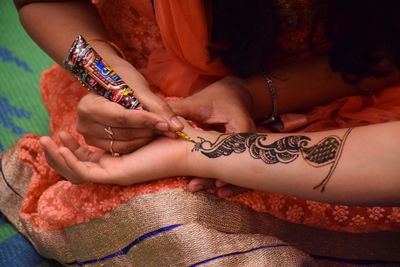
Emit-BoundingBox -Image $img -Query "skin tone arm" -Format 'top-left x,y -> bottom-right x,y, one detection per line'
169,55 -> 400,196
16,1 -> 183,153
170,54 -> 400,126
40,119 -> 400,206
245,54 -> 400,118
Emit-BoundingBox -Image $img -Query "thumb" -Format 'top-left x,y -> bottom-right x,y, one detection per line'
139,92 -> 184,132
168,98 -> 211,123
168,98 -> 192,118
225,111 -> 256,133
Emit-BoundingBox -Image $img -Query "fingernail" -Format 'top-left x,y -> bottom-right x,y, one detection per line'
155,122 -> 169,131
171,116 -> 183,129
163,131 -> 177,138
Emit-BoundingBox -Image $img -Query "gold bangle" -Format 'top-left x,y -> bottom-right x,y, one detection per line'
87,38 -> 127,60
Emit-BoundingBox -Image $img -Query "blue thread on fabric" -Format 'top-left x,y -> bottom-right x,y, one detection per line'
0,156 -> 22,198
65,224 -> 182,266
311,254 -> 400,265
0,96 -> 31,135
190,244 -> 289,267
0,46 -> 33,73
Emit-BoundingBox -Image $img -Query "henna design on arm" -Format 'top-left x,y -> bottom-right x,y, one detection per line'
192,129 -> 353,192
309,129 -> 353,192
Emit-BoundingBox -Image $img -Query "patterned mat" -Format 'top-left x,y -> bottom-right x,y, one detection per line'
0,1 -> 61,266
0,1 -> 51,149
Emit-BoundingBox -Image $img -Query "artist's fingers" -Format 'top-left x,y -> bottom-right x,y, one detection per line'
187,177 -> 216,192
77,119 -> 154,141
139,90 -> 184,132
78,92 -> 167,130
169,96 -> 255,133
83,136 -> 154,154
168,98 -> 210,123
59,147 -> 112,184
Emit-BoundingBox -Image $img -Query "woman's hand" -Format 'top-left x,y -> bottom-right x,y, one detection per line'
169,76 -> 255,197
40,119 -> 229,188
40,122 -> 250,198
40,128 -> 191,185
76,55 -> 186,155
168,76 -> 256,133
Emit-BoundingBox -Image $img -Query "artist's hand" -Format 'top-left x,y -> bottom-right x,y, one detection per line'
76,91 -> 183,154
169,76 -> 255,197
169,76 -> 255,133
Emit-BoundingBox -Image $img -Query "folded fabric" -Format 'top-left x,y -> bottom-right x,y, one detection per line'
1,146 -> 400,266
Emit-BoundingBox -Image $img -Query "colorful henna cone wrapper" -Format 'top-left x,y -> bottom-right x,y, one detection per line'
63,35 -> 193,142
63,35 -> 142,110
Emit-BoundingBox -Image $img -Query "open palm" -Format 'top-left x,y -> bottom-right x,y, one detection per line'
40,131 -> 189,185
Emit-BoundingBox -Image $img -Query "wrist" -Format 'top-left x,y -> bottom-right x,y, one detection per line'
85,40 -> 140,83
88,41 -> 121,62
184,131 -> 224,179
101,54 -> 150,90
87,40 -> 147,86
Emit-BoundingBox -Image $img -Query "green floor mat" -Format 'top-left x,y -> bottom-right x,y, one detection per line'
0,1 -> 60,266
0,0 -> 52,150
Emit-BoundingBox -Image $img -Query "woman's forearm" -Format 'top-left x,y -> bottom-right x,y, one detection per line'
17,1 -> 150,90
43,120 -> 400,207
18,1 -> 112,64
187,121 -> 400,206
245,55 -> 400,118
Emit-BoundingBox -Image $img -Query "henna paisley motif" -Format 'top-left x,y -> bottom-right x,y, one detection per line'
192,129 -> 353,192
246,135 -> 311,164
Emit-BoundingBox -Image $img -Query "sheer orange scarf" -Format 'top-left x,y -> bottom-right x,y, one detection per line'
144,0 -> 229,97
146,0 -> 400,133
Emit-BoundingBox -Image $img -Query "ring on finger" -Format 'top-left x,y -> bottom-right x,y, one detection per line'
104,125 -> 114,140
109,139 -> 120,157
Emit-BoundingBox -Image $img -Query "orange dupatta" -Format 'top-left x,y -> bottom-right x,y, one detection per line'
146,0 -> 400,133
144,0 -> 229,97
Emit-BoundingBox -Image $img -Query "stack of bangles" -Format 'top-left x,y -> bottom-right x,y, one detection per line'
63,35 -> 193,157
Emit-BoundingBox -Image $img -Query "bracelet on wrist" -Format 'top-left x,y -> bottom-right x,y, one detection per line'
256,75 -> 279,125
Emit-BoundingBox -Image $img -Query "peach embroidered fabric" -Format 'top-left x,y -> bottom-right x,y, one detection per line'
18,0 -> 400,232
